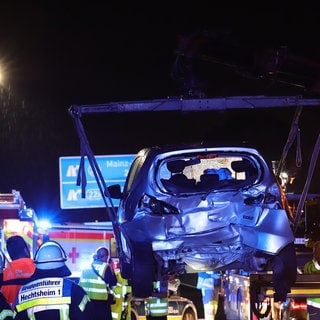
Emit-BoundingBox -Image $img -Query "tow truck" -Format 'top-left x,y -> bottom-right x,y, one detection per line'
67,95 -> 320,320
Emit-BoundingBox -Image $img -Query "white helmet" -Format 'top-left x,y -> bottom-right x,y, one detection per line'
34,241 -> 67,270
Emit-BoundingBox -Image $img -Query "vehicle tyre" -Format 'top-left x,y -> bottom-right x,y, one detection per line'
131,241 -> 155,298
182,308 -> 196,320
271,242 -> 297,302
118,232 -> 133,280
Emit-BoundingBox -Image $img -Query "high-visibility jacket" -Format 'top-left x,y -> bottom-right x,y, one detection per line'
12,277 -> 92,319
145,297 -> 168,317
304,259 -> 320,308
111,271 -> 132,320
145,281 -> 168,317
79,261 -> 114,301
2,258 -> 36,305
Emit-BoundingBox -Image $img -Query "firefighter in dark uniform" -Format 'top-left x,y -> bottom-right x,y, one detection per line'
12,240 -> 93,319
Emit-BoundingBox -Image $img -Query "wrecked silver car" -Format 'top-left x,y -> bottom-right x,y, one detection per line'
109,144 -> 297,300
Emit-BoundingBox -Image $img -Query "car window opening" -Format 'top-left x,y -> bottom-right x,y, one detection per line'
160,155 -> 258,194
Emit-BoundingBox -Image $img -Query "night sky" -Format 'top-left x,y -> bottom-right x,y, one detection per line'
1,3 -> 320,223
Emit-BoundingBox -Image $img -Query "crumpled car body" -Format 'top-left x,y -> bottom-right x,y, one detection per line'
110,144 -> 297,300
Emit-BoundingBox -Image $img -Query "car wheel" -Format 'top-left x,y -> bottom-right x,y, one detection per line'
271,242 -> 297,302
182,308 -> 196,320
131,241 -> 155,298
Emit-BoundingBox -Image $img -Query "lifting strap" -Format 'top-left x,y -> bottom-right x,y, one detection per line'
276,106 -> 303,176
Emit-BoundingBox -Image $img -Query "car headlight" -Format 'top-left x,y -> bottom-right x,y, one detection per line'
140,194 -> 180,215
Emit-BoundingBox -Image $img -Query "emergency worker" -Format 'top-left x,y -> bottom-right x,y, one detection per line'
197,271 -> 221,320
79,247 -> 117,320
304,241 -> 320,320
2,235 -> 36,306
0,251 -> 14,319
145,281 -> 168,320
12,240 -> 93,319
111,265 -> 132,320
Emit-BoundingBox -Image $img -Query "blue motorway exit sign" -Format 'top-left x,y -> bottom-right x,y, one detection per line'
59,155 -> 135,209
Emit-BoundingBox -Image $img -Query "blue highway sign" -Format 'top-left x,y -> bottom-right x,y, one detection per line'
59,155 -> 135,209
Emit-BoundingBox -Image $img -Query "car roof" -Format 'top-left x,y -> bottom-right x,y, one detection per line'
139,143 -> 262,158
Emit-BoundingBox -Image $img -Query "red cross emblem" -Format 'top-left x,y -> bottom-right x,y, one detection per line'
68,247 -> 80,263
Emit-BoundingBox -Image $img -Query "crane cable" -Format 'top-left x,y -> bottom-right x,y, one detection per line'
276,106 -> 303,177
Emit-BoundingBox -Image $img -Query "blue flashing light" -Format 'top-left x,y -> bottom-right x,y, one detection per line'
37,220 -> 52,234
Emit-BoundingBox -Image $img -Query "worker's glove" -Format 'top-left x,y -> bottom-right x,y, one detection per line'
168,279 -> 180,292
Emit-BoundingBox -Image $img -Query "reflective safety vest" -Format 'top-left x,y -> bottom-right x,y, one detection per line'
111,271 -> 132,320
145,297 -> 168,317
13,277 -> 72,317
304,260 -> 320,309
79,261 -> 110,300
144,280 -> 168,317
